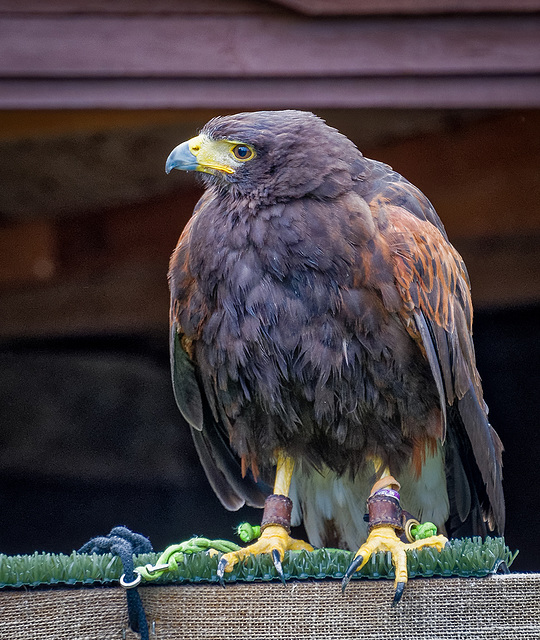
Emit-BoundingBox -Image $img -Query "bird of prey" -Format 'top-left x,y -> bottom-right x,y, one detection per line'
166,110 -> 504,603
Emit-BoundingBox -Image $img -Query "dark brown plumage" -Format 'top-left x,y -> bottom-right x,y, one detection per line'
167,110 -> 504,550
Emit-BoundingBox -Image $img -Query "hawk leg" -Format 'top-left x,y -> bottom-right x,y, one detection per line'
342,468 -> 447,605
217,452 -> 313,585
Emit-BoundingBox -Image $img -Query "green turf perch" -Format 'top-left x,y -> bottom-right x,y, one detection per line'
0,537 -> 516,589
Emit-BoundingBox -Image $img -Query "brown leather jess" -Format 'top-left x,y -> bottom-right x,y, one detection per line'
261,494 -> 294,533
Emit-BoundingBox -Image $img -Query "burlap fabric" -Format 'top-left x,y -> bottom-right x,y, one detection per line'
1,574 -> 538,640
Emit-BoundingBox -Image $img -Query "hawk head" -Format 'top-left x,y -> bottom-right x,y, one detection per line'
166,110 -> 362,204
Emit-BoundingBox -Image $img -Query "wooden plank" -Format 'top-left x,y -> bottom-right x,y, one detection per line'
0,15 -> 538,77
2,76 -> 540,109
274,0 -> 540,15
0,0 -> 281,13
1,0 -> 539,15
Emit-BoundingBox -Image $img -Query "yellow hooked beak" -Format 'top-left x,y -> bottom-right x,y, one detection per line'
166,134 -> 255,177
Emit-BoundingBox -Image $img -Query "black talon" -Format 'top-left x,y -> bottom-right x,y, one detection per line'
494,560 -> 510,575
341,555 -> 363,593
272,549 -> 286,585
392,581 -> 405,606
217,557 -> 228,587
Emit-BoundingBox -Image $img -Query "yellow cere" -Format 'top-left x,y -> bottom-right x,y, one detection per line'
187,134 -> 255,175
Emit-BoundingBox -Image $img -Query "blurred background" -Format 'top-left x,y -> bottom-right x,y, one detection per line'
0,1 -> 538,572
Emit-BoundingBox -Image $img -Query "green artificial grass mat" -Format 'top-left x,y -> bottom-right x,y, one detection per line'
0,536 -> 516,589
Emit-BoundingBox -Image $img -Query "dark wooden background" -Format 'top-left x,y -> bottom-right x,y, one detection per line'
0,0 -> 539,572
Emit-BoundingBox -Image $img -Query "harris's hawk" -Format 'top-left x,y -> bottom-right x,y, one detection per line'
166,110 -> 504,602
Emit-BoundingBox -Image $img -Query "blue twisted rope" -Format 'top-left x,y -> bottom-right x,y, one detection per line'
79,526 -> 153,640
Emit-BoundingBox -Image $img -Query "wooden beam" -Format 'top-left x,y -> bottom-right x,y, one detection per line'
1,0 -> 539,15
273,0 -> 540,15
2,77 -> 540,110
0,13 -> 539,109
2,15 -> 537,77
0,0 -> 280,14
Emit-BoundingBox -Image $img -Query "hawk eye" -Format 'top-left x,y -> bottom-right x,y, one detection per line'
231,144 -> 254,161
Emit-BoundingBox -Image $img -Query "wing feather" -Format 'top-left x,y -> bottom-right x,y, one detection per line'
413,310 -> 447,438
169,209 -> 269,511
370,171 -> 504,534
170,326 -> 203,431
170,320 -> 268,509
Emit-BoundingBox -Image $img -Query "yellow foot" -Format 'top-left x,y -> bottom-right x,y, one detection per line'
217,525 -> 313,585
341,525 -> 448,605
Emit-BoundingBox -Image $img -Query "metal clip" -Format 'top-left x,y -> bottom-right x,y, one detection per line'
119,572 -> 142,589
144,562 -> 170,575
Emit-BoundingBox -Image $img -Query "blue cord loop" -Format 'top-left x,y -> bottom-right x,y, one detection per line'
79,526 -> 153,640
